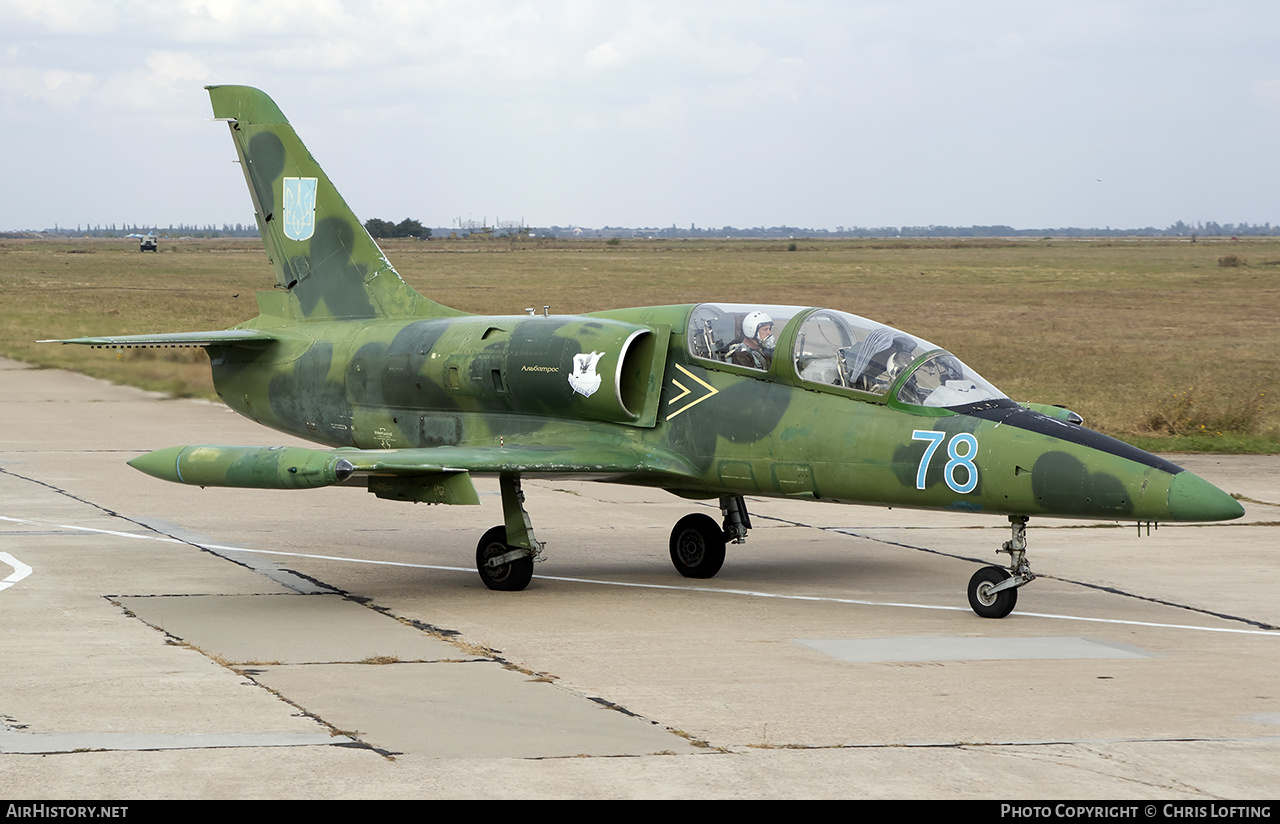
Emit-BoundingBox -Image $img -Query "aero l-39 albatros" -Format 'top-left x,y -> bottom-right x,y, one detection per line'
51,86 -> 1243,618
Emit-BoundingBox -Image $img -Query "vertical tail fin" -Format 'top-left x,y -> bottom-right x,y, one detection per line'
206,85 -> 460,321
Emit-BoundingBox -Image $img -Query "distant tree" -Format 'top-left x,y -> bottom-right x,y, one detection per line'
364,218 -> 396,237
394,218 -> 430,239
364,217 -> 430,239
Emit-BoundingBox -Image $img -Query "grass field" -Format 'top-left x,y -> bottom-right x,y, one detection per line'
2,234 -> 1277,453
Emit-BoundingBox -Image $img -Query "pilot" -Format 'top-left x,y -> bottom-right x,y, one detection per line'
730,311 -> 774,369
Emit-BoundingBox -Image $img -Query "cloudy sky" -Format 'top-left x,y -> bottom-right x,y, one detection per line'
3,0 -> 1278,232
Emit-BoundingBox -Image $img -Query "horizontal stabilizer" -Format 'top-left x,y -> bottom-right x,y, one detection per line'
43,329 -> 283,349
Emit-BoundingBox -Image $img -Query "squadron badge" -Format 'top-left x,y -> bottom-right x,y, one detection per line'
568,351 -> 604,397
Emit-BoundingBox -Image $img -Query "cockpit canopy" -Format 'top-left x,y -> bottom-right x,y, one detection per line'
688,304 -> 1007,409
687,303 -> 801,371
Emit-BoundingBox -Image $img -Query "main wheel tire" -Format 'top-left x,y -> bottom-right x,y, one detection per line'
968,565 -> 1017,619
669,513 -> 727,579
476,525 -> 533,591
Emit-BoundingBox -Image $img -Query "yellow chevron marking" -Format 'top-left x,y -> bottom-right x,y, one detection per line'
666,364 -> 719,420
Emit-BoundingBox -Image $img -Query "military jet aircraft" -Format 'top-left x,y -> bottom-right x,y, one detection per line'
51,86 -> 1244,618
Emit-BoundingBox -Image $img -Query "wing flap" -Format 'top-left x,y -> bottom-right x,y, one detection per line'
339,443 -> 701,481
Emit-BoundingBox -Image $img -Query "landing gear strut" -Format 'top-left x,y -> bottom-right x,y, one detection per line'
669,495 -> 750,579
967,515 -> 1036,618
476,474 -> 542,591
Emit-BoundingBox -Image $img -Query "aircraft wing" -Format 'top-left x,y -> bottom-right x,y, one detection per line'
42,330 -> 282,349
127,442 -> 704,504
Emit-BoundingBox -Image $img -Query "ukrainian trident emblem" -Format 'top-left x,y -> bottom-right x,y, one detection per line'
282,177 -> 317,241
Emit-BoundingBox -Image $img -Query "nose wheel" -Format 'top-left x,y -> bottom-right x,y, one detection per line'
968,566 -> 1018,618
968,516 -> 1035,618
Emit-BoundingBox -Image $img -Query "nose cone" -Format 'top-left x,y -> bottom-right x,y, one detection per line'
1167,470 -> 1244,522
128,445 -> 185,482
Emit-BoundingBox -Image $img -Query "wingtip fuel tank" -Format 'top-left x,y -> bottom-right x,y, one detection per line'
128,445 -> 354,490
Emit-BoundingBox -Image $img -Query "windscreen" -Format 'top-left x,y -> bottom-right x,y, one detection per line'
792,309 -> 1007,407
896,351 -> 1007,408
793,309 -> 931,395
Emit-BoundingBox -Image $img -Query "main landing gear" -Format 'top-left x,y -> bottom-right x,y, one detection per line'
476,474 -> 542,591
669,495 -> 750,579
475,482 -> 752,589
967,515 -> 1036,619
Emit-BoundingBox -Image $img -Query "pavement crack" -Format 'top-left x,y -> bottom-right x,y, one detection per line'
0,465 -> 153,531
1063,743 -> 1228,798
0,464 -> 220,554
1026,575 -> 1279,631
1232,494 -> 1280,509
0,465 -> 343,595
741,734 -> 1280,751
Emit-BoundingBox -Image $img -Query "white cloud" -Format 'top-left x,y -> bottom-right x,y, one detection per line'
4,1 -> 1280,230
146,50 -> 210,82
618,92 -> 685,129
5,69 -> 99,107
585,41 -> 623,69
0,0 -> 119,34
164,0 -> 353,40
572,112 -> 601,131
1253,78 -> 1280,109
44,69 -> 98,103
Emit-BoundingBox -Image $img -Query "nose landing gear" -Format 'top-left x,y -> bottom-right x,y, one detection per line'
968,515 -> 1035,618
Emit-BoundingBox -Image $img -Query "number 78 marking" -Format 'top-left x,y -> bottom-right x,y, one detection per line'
912,430 -> 979,494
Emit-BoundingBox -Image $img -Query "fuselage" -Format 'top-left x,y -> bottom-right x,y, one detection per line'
207,300 -> 1243,525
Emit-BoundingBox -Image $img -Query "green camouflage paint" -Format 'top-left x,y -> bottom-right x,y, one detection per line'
53,86 -> 1243,612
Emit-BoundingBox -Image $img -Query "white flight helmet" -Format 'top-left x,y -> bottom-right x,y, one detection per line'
742,311 -> 773,341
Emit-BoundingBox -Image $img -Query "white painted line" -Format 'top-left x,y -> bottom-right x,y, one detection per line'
6,513 -> 1280,638
524,573 -> 1280,636
57,524 -> 186,542
796,636 -> 1155,662
0,552 -> 32,592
